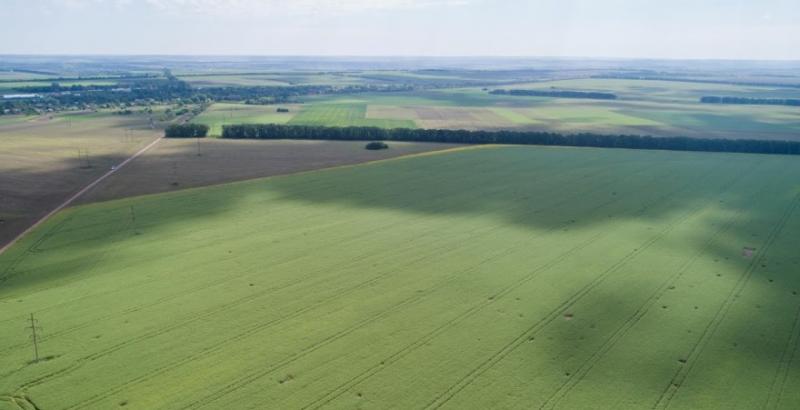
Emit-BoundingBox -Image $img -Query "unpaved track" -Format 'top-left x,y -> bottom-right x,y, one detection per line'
0,135 -> 163,256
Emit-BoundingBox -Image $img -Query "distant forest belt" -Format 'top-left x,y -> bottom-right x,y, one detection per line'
700,96 -> 800,107
490,89 -> 618,100
220,124 -> 800,156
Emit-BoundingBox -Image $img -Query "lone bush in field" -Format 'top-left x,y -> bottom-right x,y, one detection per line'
164,124 -> 209,138
365,141 -> 389,150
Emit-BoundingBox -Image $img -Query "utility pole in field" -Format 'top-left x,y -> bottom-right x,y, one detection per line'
27,313 -> 42,363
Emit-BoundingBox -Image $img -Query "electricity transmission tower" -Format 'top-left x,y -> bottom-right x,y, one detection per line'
78,148 -> 92,169
26,314 -> 42,363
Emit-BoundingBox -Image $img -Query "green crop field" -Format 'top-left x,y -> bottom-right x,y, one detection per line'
192,103 -> 300,136
2,146 -> 799,409
288,103 -> 417,129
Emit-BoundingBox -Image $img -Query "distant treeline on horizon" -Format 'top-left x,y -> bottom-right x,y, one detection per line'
490,89 -> 618,100
218,124 -> 800,156
700,96 -> 800,107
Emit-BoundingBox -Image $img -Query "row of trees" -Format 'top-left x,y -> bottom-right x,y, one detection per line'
700,96 -> 800,107
164,123 -> 209,138
490,89 -> 618,100
594,75 -> 800,89
221,124 -> 800,156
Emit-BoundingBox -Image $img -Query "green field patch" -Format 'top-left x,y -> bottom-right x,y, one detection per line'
192,103 -> 298,136
488,108 -> 541,125
289,103 -> 415,128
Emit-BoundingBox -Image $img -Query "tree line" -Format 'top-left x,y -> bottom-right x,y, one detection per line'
700,96 -> 800,107
164,123 -> 209,138
594,75 -> 800,89
220,124 -> 800,156
490,89 -> 618,100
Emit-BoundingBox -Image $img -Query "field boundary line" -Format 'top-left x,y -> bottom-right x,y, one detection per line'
58,143 -> 493,212
0,135 -> 163,257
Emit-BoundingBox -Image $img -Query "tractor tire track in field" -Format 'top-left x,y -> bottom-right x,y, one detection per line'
540,176 -> 773,410
208,164 -> 723,410
61,159 -> 659,410
0,216 -> 75,284
0,394 -> 41,410
652,192 -> 800,410
421,164 -> 751,410
765,300 -> 800,409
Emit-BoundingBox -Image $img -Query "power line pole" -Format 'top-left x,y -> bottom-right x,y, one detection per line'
130,205 -> 140,235
27,313 -> 42,363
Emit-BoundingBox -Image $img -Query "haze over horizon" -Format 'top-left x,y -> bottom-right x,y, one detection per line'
3,0 -> 799,60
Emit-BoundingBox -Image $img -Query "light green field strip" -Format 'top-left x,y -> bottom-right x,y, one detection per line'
501,78 -> 800,103
191,103 -> 298,136
289,103 -> 416,129
1,147 -> 799,409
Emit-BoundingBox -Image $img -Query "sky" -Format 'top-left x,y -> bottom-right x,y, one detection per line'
1,0 -> 798,59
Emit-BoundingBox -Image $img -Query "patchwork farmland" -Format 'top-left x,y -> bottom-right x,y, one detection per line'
193,78 -> 800,140
2,146 -> 799,409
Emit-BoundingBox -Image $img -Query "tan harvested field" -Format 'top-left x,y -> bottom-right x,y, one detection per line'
78,138 -> 461,204
0,113 -> 160,248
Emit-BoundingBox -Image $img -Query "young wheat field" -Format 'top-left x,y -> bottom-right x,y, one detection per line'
1,146 -> 799,409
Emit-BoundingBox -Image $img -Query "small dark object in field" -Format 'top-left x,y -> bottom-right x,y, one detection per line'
564,313 -> 574,320
119,400 -> 128,407
678,358 -> 687,364
365,141 -> 389,150
276,108 -> 290,113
